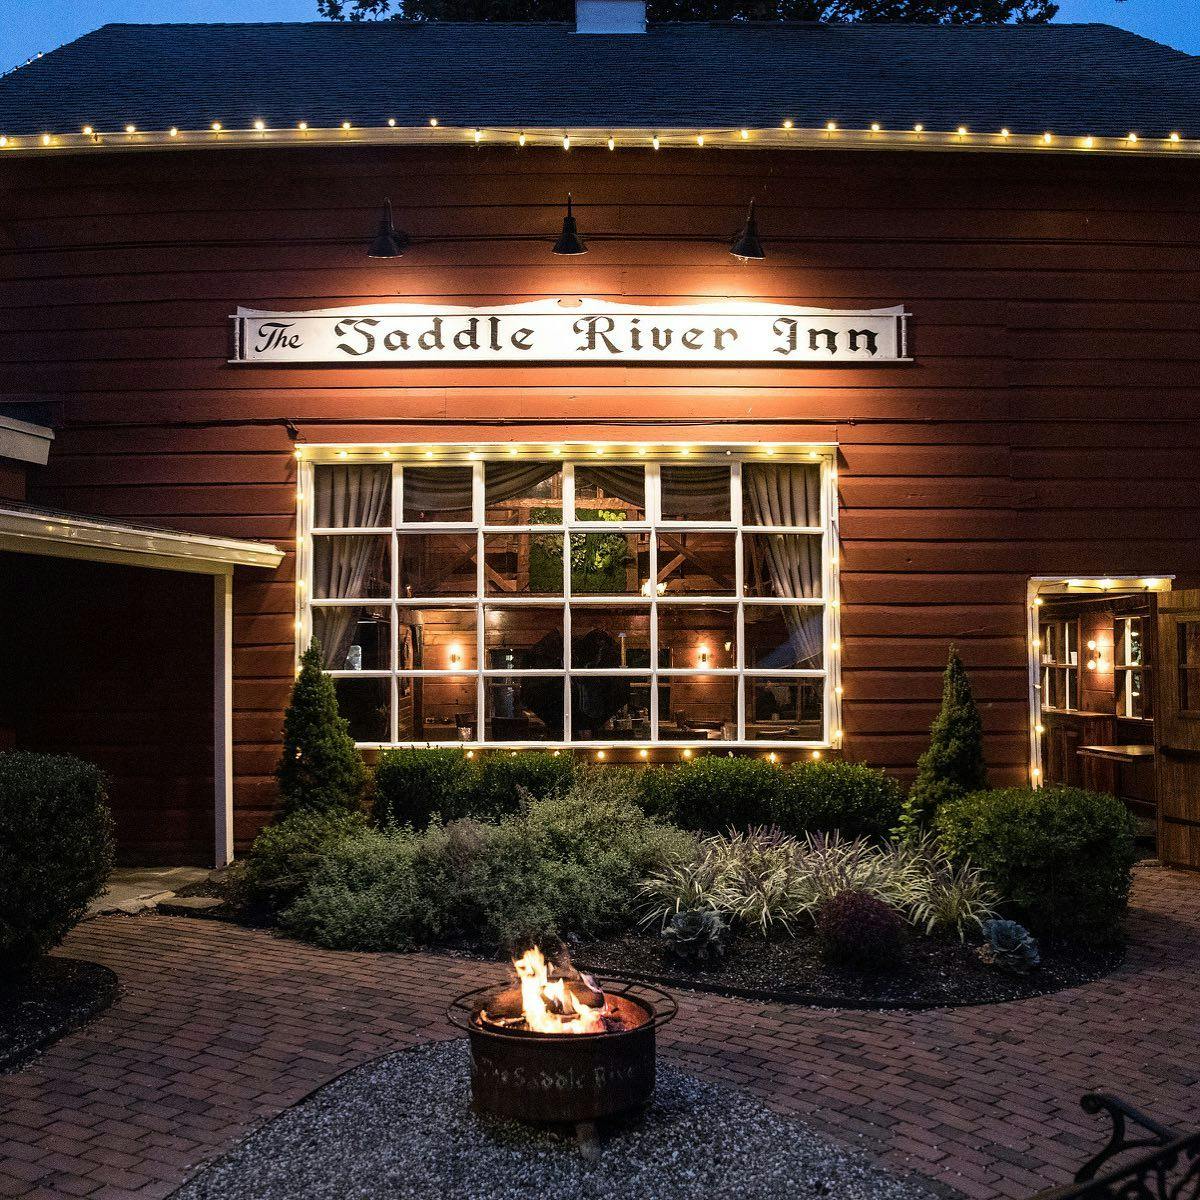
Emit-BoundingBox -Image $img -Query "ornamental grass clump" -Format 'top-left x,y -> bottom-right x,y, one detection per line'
639,827 -> 998,950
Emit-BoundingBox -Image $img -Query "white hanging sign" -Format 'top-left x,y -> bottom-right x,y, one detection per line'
230,299 -> 909,365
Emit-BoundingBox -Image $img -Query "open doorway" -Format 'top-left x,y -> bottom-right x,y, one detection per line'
1027,575 -> 1200,871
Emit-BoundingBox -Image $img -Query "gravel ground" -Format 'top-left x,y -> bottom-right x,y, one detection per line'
173,1039 -> 936,1200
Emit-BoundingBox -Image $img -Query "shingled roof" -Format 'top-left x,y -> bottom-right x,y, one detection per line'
1,19 -> 1198,141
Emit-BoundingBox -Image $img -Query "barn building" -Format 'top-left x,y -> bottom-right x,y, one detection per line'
2,7 -> 1200,868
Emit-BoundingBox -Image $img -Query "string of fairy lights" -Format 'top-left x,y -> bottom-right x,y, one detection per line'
1,119 -> 1195,155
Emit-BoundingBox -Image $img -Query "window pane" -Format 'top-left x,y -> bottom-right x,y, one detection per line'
334,677 -> 390,743
744,533 -> 823,599
486,679 -> 564,741
745,605 -> 823,669
313,605 -> 390,671
570,679 -> 652,741
658,675 -> 738,741
660,465 -> 730,521
484,532 -> 564,596
485,462 -> 563,526
399,675 -> 477,741
314,464 -> 391,528
574,465 -> 645,522
402,466 -> 473,523
655,531 -> 736,596
742,462 -> 821,527
397,532 -> 477,597
485,606 -> 565,669
313,535 -> 391,599
397,607 -> 476,670
570,606 -> 651,667
569,530 -> 646,595
745,677 -> 824,741
658,604 -> 736,670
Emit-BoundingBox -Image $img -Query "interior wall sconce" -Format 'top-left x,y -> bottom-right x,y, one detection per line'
1085,637 -> 1109,672
449,644 -> 464,668
697,644 -> 711,667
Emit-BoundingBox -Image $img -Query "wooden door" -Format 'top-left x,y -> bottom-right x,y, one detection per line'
1154,590 -> 1200,869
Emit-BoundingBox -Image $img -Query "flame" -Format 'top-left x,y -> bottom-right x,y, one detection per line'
511,946 -> 606,1035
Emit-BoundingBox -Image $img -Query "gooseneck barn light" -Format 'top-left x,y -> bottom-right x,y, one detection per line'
730,200 -> 765,261
552,192 -> 588,255
367,198 -> 409,258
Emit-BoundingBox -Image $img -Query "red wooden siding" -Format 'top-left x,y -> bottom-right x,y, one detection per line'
2,143 -> 1199,848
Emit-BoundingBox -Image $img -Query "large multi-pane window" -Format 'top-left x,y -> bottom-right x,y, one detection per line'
298,446 -> 840,748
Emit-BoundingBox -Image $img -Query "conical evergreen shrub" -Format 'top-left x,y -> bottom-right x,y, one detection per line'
896,646 -> 987,840
276,641 -> 366,816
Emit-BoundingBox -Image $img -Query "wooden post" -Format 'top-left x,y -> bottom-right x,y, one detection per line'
213,569 -> 234,867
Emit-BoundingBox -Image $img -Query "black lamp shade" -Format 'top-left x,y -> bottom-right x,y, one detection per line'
368,198 -> 407,258
731,200 -> 765,261
553,193 -> 588,255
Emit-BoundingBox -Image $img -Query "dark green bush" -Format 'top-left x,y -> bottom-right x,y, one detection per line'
372,748 -> 577,828
282,767 -> 692,953
0,752 -> 113,971
373,747 -> 478,828
474,751 -> 577,820
639,756 -> 902,840
276,642 -> 366,816
238,808 -> 369,910
639,757 -> 780,831
935,786 -> 1137,947
775,761 -> 904,840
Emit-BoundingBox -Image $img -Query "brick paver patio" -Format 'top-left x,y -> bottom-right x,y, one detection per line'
1,861 -> 1197,1200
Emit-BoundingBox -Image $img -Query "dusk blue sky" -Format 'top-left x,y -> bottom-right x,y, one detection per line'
2,0 -> 1196,80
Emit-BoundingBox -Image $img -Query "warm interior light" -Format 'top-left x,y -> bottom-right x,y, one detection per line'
697,644 -> 710,666
811,750 -> 822,760
638,748 -> 649,758
595,749 -> 606,760
449,644 -> 463,667
682,748 -> 694,759
767,752 -> 779,763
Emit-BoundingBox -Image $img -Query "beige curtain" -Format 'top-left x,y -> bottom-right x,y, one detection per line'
743,463 -> 823,668
313,464 -> 391,668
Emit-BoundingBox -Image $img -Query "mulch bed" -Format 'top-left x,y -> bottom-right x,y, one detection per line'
0,957 -> 119,1072
571,928 -> 1123,1009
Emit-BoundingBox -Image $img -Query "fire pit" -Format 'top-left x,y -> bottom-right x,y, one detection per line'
449,947 -> 677,1126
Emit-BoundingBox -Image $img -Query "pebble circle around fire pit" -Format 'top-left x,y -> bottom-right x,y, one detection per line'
172,1040 -> 935,1200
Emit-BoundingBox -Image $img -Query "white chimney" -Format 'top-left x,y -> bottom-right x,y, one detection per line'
575,0 -> 647,34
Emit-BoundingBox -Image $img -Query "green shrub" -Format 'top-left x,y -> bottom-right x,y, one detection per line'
238,808 -> 368,910
282,766 -> 691,953
897,647 -> 987,840
0,752 -> 113,972
639,757 -> 780,831
474,751 -> 577,820
281,827 -> 429,950
276,642 -> 366,816
935,786 -> 1137,947
775,761 -> 904,840
374,747 -> 478,828
372,748 -> 576,828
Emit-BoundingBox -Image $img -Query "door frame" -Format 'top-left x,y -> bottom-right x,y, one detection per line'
1026,575 -> 1173,791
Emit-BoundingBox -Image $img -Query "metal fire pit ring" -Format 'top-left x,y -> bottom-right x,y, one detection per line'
448,977 -> 678,1125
